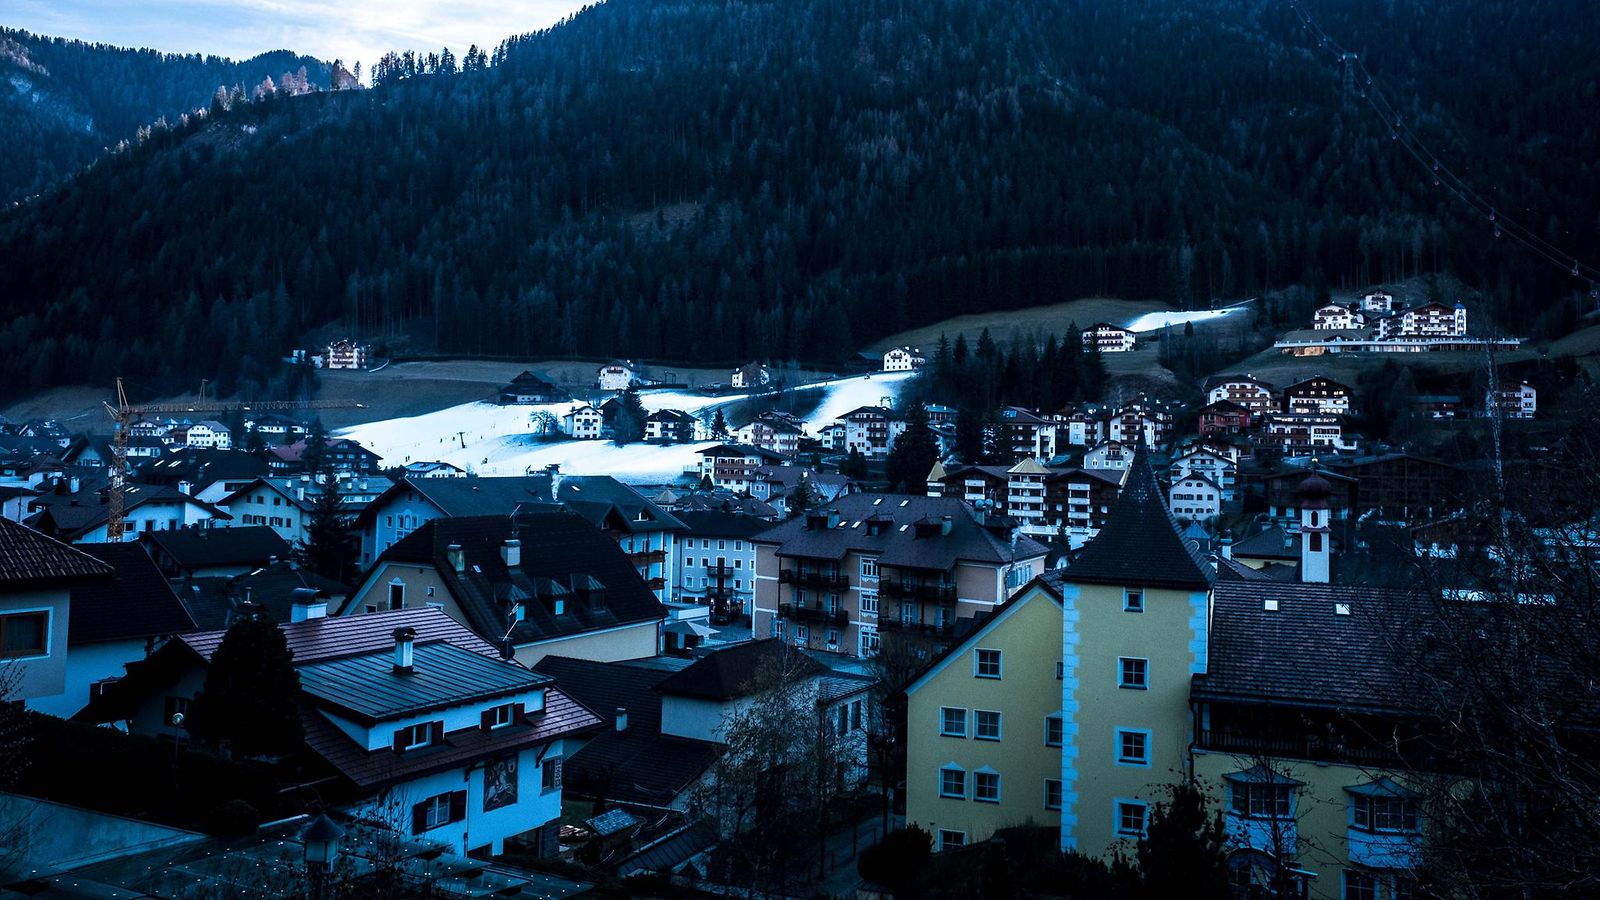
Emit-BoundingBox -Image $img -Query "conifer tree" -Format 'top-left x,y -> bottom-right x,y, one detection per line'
186,614 -> 303,757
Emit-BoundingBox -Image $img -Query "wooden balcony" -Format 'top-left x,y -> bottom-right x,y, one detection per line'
779,569 -> 850,590
778,602 -> 848,625
879,580 -> 957,603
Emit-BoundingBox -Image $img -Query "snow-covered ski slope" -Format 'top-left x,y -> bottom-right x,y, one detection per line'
1123,307 -> 1245,333
337,371 -> 915,483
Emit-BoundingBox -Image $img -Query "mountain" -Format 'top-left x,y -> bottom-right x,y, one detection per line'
0,27 -> 338,203
0,0 -> 1596,401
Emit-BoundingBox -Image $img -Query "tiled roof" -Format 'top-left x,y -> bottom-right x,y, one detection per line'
1197,580 -> 1429,713
301,687 -> 601,792
180,606 -> 499,663
653,639 -> 827,702
372,513 -> 665,648
752,494 -> 1047,570
29,484 -> 230,541
0,517 -> 113,586
299,642 -> 551,723
531,655 -> 722,807
178,563 -> 352,630
144,525 -> 291,570
70,543 -> 196,644
1230,526 -> 1299,561
671,510 -> 773,541
557,476 -> 686,534
1062,444 -> 1212,591
356,475 -> 555,525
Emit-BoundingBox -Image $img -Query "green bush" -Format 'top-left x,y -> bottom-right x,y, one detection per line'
857,825 -> 932,890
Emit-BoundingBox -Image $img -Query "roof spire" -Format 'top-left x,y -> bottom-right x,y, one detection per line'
1064,440 -> 1212,591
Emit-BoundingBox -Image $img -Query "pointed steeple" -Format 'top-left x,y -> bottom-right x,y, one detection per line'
1064,442 -> 1212,591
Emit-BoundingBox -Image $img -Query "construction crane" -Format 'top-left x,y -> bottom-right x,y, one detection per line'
103,378 -> 363,541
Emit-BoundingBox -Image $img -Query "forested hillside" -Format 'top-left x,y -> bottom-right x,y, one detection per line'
0,28 -> 335,203
0,0 -> 1596,400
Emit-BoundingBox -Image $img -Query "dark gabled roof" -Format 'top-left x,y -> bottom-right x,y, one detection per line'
180,563 -> 352,630
69,543 -> 196,644
1230,526 -> 1299,561
653,639 -> 828,702
301,687 -> 600,792
671,510 -> 774,541
298,642 -> 551,723
557,476 -> 686,534
371,513 -> 665,648
532,656 -> 721,807
1200,399 -> 1251,415
1283,375 -> 1352,392
751,494 -> 1048,570
0,517 -> 113,587
1203,374 -> 1273,391
137,448 -> 270,488
1196,580 -> 1430,714
1063,444 -> 1212,591
29,485 -> 230,541
181,606 -> 499,663
356,474 -> 555,525
144,525 -> 291,570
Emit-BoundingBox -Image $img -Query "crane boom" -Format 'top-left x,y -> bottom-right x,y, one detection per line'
103,378 -> 363,542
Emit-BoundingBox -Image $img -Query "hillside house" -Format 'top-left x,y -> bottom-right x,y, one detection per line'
1360,289 -> 1401,315
841,406 -> 906,458
562,404 -> 604,440
354,474 -> 554,567
404,461 -> 466,478
1083,439 -> 1133,471
729,362 -> 771,389
1169,472 -> 1222,521
1205,375 -> 1276,414
1197,400 -> 1253,436
597,360 -> 637,391
1282,376 -> 1353,415
323,339 -> 370,370
646,409 -> 701,443
1312,303 -> 1366,330
1081,322 -> 1136,353
182,421 -> 232,450
693,444 -> 787,493
498,371 -> 567,405
219,474 -> 391,547
1171,446 -> 1238,500
1261,412 -> 1355,453
999,408 -> 1058,462
266,438 -> 381,475
1485,382 -> 1537,419
1376,302 -> 1467,339
882,346 -> 926,372
0,518 -> 115,703
1056,410 -> 1106,448
734,415 -> 805,457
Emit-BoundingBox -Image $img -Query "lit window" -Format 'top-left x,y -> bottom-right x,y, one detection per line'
973,770 -> 1001,804
939,766 -> 966,799
974,710 -> 1002,741
1116,801 -> 1147,837
1045,714 -> 1063,747
1119,657 -> 1149,690
1116,729 -> 1150,766
974,648 -> 1002,679
939,707 -> 967,737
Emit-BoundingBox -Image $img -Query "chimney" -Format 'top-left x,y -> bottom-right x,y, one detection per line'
501,539 -> 521,568
940,514 -> 953,536
826,510 -> 841,529
289,589 -> 326,622
297,487 -> 306,502
69,476 -> 80,494
178,480 -> 193,496
1219,535 -> 1233,560
447,543 -> 465,573
615,707 -> 629,732
393,627 -> 416,674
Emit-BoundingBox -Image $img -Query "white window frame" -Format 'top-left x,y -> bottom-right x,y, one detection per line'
422,793 -> 452,829
859,588 -> 878,616
974,648 -> 1003,679
939,707 -> 967,737
974,709 -> 1002,742
1115,727 -> 1151,767
861,556 -> 879,580
487,704 -> 515,729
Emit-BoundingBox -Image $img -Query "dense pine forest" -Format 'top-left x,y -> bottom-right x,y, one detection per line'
0,28 -> 334,204
0,0 -> 1596,400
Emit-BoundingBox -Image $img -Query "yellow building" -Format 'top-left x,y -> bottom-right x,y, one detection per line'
903,584 -> 1064,850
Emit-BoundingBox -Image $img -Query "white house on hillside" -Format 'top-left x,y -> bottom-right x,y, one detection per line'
882,347 -> 926,372
1081,323 -> 1136,353
597,360 -> 637,391
562,404 -> 604,440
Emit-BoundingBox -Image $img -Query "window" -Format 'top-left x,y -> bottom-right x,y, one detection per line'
1116,729 -> 1150,766
860,589 -> 878,615
1056,660 -> 1064,680
794,624 -> 809,644
0,611 -> 48,658
1116,801 -> 1148,837
1231,783 -> 1292,818
542,756 -> 563,792
974,710 -> 1002,741
940,707 -> 967,737
1343,871 -> 1379,900
974,648 -> 1002,679
1124,589 -> 1144,612
973,770 -> 1001,804
1119,657 -> 1148,690
1352,795 -> 1419,832
851,699 -> 863,731
939,766 -> 966,799
1045,779 -> 1063,811
861,557 -> 879,579
422,793 -> 453,829
772,619 -> 785,639
396,722 -> 434,751
485,703 -> 516,729
937,829 -> 966,852
1045,714 -> 1063,747
387,581 -> 405,610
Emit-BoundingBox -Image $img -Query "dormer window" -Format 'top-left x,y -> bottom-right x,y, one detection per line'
484,703 -> 516,730
395,721 -> 436,751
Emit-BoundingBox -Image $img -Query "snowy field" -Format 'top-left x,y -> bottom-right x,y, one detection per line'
1123,307 -> 1245,333
337,371 -> 915,484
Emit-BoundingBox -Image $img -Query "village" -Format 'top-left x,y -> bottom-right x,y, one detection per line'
0,285 -> 1586,899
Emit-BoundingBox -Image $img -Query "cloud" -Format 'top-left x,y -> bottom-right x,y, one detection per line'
5,0 -> 590,71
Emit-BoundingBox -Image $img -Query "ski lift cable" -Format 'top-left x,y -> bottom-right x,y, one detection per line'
1286,0 -> 1600,284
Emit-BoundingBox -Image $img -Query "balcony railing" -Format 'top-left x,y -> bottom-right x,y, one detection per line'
1197,730 -> 1407,768
705,562 -> 735,578
879,580 -> 957,603
628,549 -> 667,566
778,602 -> 848,625
778,569 -> 850,590
878,619 -> 953,637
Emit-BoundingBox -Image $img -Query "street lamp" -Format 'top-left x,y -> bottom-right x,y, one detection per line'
302,813 -> 346,900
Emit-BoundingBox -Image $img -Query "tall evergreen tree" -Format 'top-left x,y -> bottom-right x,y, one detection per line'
186,614 -> 303,757
301,419 -> 329,474
612,387 -> 648,445
885,403 -> 939,493
296,482 -> 355,584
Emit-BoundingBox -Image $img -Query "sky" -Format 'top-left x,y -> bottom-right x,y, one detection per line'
5,0 -> 592,73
